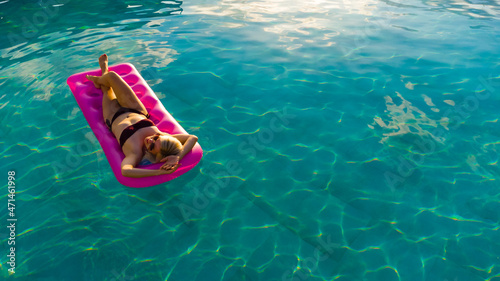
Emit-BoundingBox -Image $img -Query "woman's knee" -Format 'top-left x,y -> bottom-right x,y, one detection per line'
106,71 -> 119,78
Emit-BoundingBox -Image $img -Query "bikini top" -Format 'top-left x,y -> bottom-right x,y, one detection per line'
119,119 -> 155,148
105,107 -> 155,148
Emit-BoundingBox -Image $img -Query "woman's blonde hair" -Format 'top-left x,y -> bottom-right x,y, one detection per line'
157,135 -> 182,160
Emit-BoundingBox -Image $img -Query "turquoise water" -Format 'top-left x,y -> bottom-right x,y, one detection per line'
1,0 -> 499,280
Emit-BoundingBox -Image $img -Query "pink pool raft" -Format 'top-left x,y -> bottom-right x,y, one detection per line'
67,63 -> 203,188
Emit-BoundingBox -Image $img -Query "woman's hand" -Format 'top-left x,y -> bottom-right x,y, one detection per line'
160,155 -> 180,171
157,167 -> 176,175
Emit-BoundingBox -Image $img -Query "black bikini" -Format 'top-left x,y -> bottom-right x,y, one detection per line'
106,107 -> 155,148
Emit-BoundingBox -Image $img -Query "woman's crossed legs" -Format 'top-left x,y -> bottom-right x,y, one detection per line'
87,54 -> 148,122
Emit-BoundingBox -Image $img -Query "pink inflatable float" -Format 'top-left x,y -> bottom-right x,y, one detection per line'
67,63 -> 202,188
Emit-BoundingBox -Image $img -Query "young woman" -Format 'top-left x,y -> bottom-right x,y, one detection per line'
86,54 -> 198,178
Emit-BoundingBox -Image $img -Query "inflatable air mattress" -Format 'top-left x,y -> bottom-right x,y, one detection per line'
67,63 -> 202,188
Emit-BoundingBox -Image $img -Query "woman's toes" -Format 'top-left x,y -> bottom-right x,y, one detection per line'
86,75 -> 100,88
99,54 -> 108,63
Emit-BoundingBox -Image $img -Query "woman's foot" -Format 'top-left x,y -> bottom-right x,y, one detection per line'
87,54 -> 109,88
99,54 -> 108,75
86,75 -> 101,88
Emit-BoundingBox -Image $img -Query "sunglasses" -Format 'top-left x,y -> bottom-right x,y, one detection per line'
148,133 -> 161,152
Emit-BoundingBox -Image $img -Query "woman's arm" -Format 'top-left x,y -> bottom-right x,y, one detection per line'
172,134 -> 198,161
122,154 -> 177,178
159,135 -> 198,170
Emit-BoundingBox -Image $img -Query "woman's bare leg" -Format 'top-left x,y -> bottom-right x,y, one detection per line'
98,54 -> 120,123
87,57 -> 147,115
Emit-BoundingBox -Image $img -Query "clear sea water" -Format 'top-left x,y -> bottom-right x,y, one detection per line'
1,0 -> 499,280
